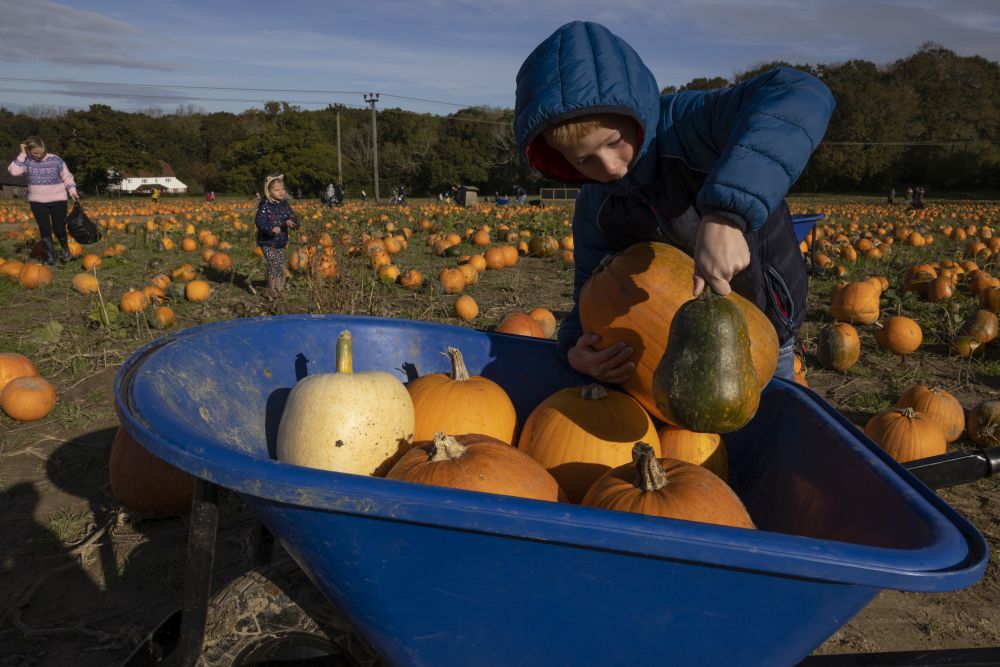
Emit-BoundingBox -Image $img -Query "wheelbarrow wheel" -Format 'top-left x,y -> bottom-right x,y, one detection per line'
198,558 -> 385,666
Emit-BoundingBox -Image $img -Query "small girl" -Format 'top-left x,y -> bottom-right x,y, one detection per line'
255,174 -> 298,294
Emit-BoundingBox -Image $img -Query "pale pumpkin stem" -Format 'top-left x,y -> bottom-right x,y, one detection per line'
430,432 -> 467,461
581,384 -> 608,400
445,347 -> 469,382
897,407 -> 916,419
632,442 -> 669,492
336,330 -> 353,374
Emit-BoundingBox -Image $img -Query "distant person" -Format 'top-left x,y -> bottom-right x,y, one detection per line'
913,186 -> 925,209
334,182 -> 344,205
323,182 -> 335,208
7,136 -> 79,265
887,187 -> 895,205
906,186 -> 913,206
206,190 -> 216,202
151,188 -> 160,204
255,174 -> 299,296
360,189 -> 368,202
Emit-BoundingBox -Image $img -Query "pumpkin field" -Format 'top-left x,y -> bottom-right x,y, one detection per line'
1,194 -> 999,665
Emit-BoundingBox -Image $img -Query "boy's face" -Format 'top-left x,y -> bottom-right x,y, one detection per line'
549,117 -> 638,182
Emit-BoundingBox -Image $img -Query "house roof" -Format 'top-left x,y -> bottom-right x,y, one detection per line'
124,160 -> 176,178
0,172 -> 27,186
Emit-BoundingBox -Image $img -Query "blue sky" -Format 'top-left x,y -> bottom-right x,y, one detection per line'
1,0 -> 998,116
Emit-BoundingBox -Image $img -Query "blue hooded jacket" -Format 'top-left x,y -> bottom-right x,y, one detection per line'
514,21 -> 835,351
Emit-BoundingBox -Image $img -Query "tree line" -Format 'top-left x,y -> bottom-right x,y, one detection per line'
2,42 -> 998,198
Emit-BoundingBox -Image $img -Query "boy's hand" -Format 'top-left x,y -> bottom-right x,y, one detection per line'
692,215 -> 750,296
567,333 -> 635,384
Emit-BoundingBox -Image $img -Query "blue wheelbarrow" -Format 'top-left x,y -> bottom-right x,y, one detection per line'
115,314 -> 996,667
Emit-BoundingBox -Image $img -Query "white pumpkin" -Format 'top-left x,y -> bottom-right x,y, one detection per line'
276,330 -> 415,476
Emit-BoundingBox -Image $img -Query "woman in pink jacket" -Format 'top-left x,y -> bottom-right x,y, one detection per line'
8,136 -> 79,264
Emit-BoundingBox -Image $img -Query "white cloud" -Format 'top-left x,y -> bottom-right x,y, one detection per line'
0,0 -> 181,70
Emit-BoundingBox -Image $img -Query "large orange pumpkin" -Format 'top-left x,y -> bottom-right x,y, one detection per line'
895,385 -> 964,443
108,426 -> 196,517
0,352 -> 39,393
656,426 -> 728,481
517,384 -> 659,503
406,347 -> 518,444
816,322 -> 860,372
386,432 -> 562,502
581,442 -> 755,529
496,311 -> 545,338
0,375 -> 56,421
863,407 -> 946,463
18,263 -> 54,290
875,316 -> 922,356
830,281 -> 880,324
578,242 -> 777,424
71,272 -> 100,295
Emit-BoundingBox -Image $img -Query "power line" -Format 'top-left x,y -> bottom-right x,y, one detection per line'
0,76 -> 477,109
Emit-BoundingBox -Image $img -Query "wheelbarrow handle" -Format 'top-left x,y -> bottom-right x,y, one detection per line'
902,447 -> 1000,490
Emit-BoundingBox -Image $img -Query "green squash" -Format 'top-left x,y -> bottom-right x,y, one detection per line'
652,290 -> 759,433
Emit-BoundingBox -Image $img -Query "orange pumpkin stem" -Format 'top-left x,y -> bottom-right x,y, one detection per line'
430,432 -> 468,461
445,346 -> 470,382
581,384 -> 609,400
632,442 -> 669,492
336,330 -> 353,374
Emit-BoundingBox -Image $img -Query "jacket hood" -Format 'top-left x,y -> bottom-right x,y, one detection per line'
514,21 -> 661,185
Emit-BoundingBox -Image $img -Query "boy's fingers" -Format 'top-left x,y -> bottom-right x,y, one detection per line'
692,273 -> 705,296
706,276 -> 732,296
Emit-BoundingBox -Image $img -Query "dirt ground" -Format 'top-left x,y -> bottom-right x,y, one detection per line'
1,204 -> 999,666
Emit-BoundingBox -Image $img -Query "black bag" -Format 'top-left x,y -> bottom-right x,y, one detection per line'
66,202 -> 102,244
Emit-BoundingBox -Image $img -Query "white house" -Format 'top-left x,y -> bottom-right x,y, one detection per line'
110,160 -> 188,194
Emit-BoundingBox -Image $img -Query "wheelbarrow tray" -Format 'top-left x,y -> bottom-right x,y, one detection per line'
115,315 -> 987,666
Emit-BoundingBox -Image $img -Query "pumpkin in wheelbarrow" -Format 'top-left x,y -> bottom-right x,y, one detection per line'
276,330 -> 415,476
579,242 -> 777,426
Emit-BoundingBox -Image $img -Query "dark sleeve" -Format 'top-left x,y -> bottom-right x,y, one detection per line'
254,202 -> 271,231
663,67 -> 835,231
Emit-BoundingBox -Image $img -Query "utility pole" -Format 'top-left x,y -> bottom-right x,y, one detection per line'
336,107 -> 342,187
364,93 -> 380,201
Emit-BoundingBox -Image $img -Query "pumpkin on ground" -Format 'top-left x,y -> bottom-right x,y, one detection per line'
816,322 -> 861,372
581,442 -> 755,529
528,307 -> 557,338
0,352 -> 38,393
185,279 -> 213,302
109,426 -> 196,517
453,294 -> 478,321
387,432 -> 563,502
863,407 -> 947,463
895,385 -> 964,443
517,384 -> 659,503
150,306 -> 177,329
966,400 -> 1000,447
406,346 -> 517,445
496,311 -> 545,338
18,263 -> 54,289
652,290 -> 759,433
830,281 -> 881,324
276,330 -> 415,476
0,375 -> 56,421
875,316 -> 922,356
578,242 -> 777,424
656,426 -> 728,481
71,272 -> 100,295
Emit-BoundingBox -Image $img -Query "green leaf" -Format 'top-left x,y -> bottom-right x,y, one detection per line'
37,320 -> 64,343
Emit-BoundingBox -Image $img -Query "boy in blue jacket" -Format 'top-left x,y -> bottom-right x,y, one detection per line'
514,21 -> 834,382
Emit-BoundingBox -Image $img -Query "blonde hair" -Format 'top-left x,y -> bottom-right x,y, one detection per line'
544,113 -> 625,149
23,136 -> 46,152
263,174 -> 285,202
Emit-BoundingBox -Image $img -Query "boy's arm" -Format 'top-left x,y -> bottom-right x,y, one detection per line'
663,67 -> 835,232
556,191 -> 616,357
254,204 -> 270,232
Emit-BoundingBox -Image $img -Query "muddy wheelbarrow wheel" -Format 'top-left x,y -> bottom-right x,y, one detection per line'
198,558 -> 385,666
